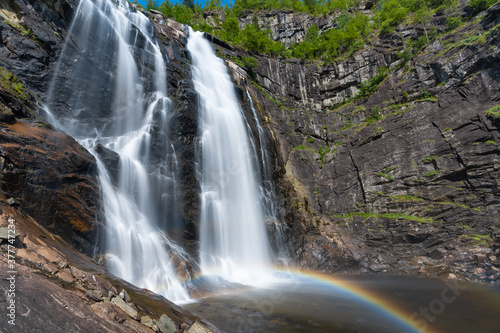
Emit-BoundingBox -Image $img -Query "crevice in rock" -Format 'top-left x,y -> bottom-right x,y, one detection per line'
347,144 -> 367,207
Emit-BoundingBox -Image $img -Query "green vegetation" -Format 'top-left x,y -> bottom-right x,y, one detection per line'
318,145 -> 331,168
375,172 -> 394,181
234,55 -> 259,78
357,68 -> 389,99
290,13 -> 370,61
3,20 -> 42,45
423,169 -> 440,177
340,121 -> 356,131
292,143 -> 311,151
364,106 -> 382,125
422,156 -> 438,163
0,67 -> 27,100
469,0 -> 497,16
390,194 -> 423,202
486,105 -> 500,118
422,153 -> 453,163
138,0 -> 479,63
462,233 -> 493,247
333,211 -> 433,223
252,81 -> 282,107
446,16 -> 462,31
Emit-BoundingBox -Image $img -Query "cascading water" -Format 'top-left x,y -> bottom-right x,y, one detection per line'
187,29 -> 272,285
45,0 -> 188,301
246,90 -> 290,265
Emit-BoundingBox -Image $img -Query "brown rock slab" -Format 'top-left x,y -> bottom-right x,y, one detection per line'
141,316 -> 155,328
111,296 -> 140,321
0,256 -> 128,332
186,321 -> 214,333
56,268 -> 75,283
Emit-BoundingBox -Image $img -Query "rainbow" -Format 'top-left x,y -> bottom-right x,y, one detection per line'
181,267 -> 434,333
269,267 -> 431,333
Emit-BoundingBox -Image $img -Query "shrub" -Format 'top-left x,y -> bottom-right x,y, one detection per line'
469,0 -> 490,15
356,67 -> 389,99
486,105 -> 500,118
446,16 -> 462,31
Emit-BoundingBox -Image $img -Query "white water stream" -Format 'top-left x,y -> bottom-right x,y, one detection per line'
187,29 -> 272,285
46,0 -> 188,301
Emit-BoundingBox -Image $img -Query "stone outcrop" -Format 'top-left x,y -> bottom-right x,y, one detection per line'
0,63 -> 101,254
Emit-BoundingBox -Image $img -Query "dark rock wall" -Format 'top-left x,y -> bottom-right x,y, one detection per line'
0,0 -> 101,255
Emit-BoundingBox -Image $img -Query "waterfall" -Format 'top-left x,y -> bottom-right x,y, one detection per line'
246,90 -> 290,265
187,29 -> 272,285
246,90 -> 278,222
45,0 -> 188,301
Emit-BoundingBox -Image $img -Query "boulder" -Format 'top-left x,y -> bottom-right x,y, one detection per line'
185,321 -> 214,333
0,226 -> 20,240
120,289 -> 132,303
141,316 -> 155,328
111,296 -> 140,321
157,314 -> 176,333
86,289 -> 103,302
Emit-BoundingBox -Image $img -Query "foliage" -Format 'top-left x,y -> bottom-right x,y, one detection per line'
0,66 -> 27,100
423,169 -> 440,177
135,0 -> 474,64
446,16 -> 462,31
365,107 -> 382,125
486,105 -> 500,118
377,0 -> 409,34
291,12 -> 369,62
241,55 -> 258,69
376,172 -> 395,181
333,211 -> 433,223
356,67 -> 389,99
146,0 -> 158,10
469,0 -> 496,15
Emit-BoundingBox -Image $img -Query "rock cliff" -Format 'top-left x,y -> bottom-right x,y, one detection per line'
219,3 -> 500,282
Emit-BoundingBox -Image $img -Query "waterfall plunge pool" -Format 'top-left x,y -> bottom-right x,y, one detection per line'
181,272 -> 500,333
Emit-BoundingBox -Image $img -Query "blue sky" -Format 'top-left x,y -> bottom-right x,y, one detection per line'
134,0 -> 233,7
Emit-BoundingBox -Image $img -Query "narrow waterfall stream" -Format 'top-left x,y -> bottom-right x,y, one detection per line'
187,28 -> 272,285
45,0 -> 188,301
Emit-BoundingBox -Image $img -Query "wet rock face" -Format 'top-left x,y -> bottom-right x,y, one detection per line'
0,68 -> 101,255
0,0 -> 78,97
150,17 -> 200,252
0,0 -> 101,255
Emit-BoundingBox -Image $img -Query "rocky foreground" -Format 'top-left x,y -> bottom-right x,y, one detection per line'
0,202 -> 218,333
